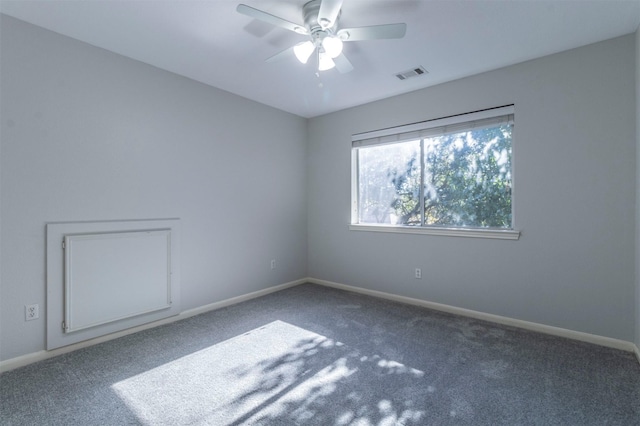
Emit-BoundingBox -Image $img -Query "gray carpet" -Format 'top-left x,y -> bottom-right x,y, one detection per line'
1,283 -> 639,425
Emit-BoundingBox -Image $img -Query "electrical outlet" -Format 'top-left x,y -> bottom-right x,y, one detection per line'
26,304 -> 39,321
270,259 -> 276,270
415,268 -> 422,279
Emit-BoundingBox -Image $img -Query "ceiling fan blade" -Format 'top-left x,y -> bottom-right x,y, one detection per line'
337,23 -> 407,41
265,45 -> 297,63
237,4 -> 308,35
318,0 -> 343,28
333,52 -> 354,74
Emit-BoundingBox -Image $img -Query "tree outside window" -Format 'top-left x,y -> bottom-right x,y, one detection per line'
354,109 -> 513,230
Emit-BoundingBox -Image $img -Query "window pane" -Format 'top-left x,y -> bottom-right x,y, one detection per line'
424,125 -> 512,228
358,140 -> 421,225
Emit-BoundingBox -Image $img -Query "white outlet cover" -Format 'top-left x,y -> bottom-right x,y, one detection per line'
26,304 -> 39,321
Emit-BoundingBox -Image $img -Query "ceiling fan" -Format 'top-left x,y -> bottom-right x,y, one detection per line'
236,0 -> 407,73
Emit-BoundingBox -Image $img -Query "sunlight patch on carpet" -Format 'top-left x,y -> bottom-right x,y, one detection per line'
112,320 -> 425,425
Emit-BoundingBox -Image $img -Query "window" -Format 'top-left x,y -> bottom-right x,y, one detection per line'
351,106 -> 519,239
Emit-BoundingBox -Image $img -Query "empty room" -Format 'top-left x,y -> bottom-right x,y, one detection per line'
1,0 -> 640,424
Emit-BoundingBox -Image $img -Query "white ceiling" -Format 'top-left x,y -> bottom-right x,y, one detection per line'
1,0 -> 639,118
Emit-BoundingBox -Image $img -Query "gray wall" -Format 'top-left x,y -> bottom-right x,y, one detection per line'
308,35 -> 637,342
0,16 -> 308,361
1,14 -> 638,362
636,26 -> 640,349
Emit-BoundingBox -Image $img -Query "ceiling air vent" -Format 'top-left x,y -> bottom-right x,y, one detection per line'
395,66 -> 428,81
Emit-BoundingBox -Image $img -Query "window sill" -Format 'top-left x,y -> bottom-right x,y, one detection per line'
349,224 -> 520,240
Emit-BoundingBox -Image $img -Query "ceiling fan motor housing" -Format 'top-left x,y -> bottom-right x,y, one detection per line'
304,0 -> 340,38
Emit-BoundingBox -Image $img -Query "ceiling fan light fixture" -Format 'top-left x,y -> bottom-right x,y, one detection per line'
294,41 -> 315,64
236,1 -> 407,75
318,52 -> 335,71
322,35 -> 343,58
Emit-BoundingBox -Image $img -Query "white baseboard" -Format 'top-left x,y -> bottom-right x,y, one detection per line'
308,278 -> 640,357
173,278 -> 304,319
0,278 -> 305,373
3,277 -> 638,372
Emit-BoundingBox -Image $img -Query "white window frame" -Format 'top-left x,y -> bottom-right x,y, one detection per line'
350,105 -> 520,240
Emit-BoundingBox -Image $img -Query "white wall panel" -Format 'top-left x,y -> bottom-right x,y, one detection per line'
47,219 -> 180,350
